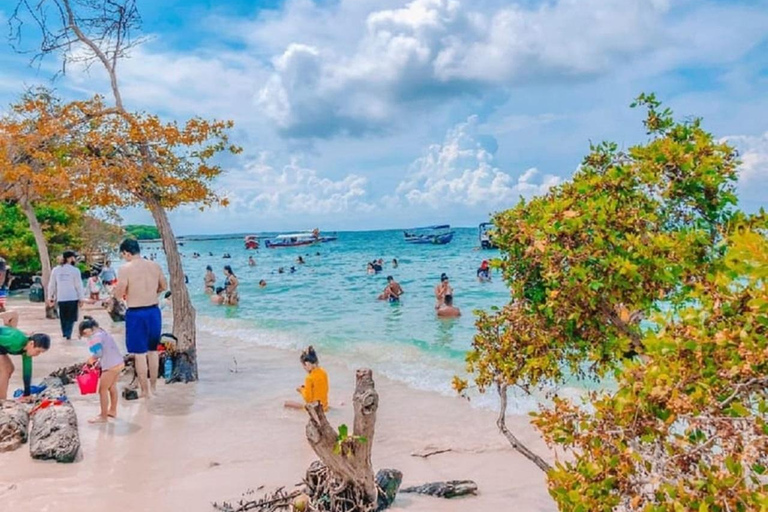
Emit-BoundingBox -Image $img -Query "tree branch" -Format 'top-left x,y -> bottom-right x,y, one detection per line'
496,383 -> 552,473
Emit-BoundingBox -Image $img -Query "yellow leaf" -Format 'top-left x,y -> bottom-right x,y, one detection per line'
563,210 -> 578,218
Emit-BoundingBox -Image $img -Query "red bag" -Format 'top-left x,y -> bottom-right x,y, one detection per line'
76,365 -> 100,395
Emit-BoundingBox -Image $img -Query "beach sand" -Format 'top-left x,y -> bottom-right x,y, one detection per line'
0,299 -> 555,512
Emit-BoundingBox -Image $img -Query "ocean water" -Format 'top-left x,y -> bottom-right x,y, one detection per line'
139,228 -> 536,412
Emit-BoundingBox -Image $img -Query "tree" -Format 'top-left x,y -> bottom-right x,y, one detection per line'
455,96 -> 768,508
532,225 -> 768,511
0,90 -> 116,315
0,201 -> 84,275
10,0 -> 240,380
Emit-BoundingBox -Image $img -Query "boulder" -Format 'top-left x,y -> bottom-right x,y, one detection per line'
28,378 -> 80,463
0,400 -> 29,452
375,468 -> 403,511
400,480 -> 478,499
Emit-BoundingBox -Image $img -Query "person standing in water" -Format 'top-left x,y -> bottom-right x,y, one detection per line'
434,273 -> 453,309
114,239 -> 167,398
477,260 -> 492,282
437,294 -> 461,318
248,256 -> 256,267
0,326 -> 50,400
284,346 -> 329,411
47,250 -> 85,340
378,276 -> 404,302
204,265 -> 216,294
223,265 -> 239,306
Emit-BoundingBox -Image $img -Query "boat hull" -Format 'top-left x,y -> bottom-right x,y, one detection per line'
264,236 -> 338,249
404,232 -> 454,245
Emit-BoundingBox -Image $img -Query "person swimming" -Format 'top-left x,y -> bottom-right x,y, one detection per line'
284,346 -> 329,411
210,287 -> 226,305
259,279 -> 267,288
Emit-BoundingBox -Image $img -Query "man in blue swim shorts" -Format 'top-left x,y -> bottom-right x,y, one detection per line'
114,239 -> 167,397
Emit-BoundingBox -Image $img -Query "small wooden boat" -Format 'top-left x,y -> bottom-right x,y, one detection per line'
403,225 -> 455,245
244,235 -> 259,250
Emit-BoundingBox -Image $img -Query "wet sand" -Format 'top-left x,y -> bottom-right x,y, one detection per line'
0,299 -> 555,511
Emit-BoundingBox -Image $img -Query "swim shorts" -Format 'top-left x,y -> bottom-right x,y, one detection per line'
125,305 -> 162,354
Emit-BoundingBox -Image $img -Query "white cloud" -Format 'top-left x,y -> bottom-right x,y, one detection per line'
220,152 -> 374,218
724,132 -> 768,184
396,115 -> 560,208
253,0 -> 676,137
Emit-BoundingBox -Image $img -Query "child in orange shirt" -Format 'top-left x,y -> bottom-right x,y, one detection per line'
284,346 -> 329,411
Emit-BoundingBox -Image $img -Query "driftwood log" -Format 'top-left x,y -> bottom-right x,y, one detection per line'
304,368 -> 397,512
0,400 -> 28,452
29,378 -> 80,463
401,480 -> 478,498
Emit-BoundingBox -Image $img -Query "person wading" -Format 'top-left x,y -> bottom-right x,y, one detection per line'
47,250 -> 85,340
114,239 -> 167,398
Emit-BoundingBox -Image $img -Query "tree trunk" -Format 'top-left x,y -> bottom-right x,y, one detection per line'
19,198 -> 57,319
305,368 -> 380,511
146,198 -> 197,382
496,383 -> 552,473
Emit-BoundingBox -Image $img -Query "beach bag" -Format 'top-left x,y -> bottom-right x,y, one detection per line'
76,365 -> 100,395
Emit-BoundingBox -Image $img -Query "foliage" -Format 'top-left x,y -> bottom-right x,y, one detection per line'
0,201 -> 84,274
459,94 -> 739,394
81,215 -> 124,254
333,424 -> 368,457
0,89 -> 120,210
458,95 -> 767,509
534,227 -> 768,511
124,224 -> 159,240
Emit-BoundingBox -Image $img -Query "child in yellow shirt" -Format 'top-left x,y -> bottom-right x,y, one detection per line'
284,346 -> 329,411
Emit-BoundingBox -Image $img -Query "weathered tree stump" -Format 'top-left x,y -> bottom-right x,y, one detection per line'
304,368 -> 384,511
0,400 -> 29,452
401,480 -> 478,498
29,378 -> 80,463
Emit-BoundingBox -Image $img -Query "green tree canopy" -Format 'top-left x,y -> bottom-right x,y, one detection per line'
0,201 -> 84,274
458,94 -> 767,509
124,224 -> 160,240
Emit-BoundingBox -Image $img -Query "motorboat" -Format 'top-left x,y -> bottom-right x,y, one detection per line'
479,222 -> 497,249
265,230 -> 338,249
403,225 -> 455,245
244,235 -> 259,250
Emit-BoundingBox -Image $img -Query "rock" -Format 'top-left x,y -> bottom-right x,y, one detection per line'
28,387 -> 80,463
48,363 -> 86,386
375,468 -> 403,511
0,401 -> 29,452
400,480 -> 478,499
38,377 -> 67,399
122,388 -> 139,401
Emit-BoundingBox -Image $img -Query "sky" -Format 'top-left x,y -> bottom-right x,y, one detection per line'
1,0 -> 766,235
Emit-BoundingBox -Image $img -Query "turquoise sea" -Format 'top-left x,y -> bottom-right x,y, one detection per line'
140,228 -> 536,412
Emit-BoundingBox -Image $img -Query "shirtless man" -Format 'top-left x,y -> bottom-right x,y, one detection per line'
113,239 -> 167,397
378,276 -> 404,302
437,294 -> 461,318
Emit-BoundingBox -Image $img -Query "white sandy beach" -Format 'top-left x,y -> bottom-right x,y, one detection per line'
0,298 -> 555,512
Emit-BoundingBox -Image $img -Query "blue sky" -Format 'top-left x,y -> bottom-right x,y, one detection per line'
1,0 -> 767,234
